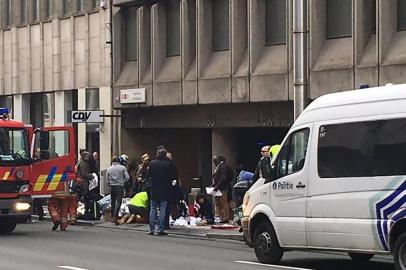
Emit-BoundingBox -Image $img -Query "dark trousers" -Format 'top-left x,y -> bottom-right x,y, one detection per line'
110,186 -> 124,218
128,205 -> 147,218
165,203 -> 171,228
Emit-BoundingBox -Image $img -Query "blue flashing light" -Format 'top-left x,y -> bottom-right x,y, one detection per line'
0,108 -> 9,119
360,84 -> 370,89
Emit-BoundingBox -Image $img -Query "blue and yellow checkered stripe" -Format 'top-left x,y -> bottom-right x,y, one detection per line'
33,166 -> 71,192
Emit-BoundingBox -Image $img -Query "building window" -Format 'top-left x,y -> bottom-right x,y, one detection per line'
399,0 -> 406,31
3,0 -> 11,27
265,0 -> 287,45
125,7 -> 138,61
63,0 -> 71,16
166,0 -> 180,56
212,0 -> 229,51
318,118 -> 406,178
76,0 -> 84,12
21,0 -> 28,24
46,0 -> 53,18
92,0 -> 100,9
326,0 -> 352,39
370,0 -> 376,34
32,0 -> 40,21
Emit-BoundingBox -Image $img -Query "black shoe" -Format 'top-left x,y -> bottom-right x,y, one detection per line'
158,231 -> 168,236
164,226 -> 171,230
52,221 -> 60,231
147,231 -> 154,236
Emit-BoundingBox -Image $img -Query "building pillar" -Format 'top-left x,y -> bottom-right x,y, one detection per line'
77,88 -> 87,154
13,94 -> 30,124
54,91 -> 72,125
211,128 -> 238,172
99,87 -> 112,174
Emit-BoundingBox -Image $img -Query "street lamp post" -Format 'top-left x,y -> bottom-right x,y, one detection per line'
293,0 -> 309,120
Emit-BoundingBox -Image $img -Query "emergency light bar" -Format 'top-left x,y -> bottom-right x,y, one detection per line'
0,107 -> 9,119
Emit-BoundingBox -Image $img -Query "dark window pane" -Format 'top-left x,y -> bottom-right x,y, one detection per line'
326,0 -> 352,39
33,0 -> 39,21
21,0 -> 27,23
399,0 -> 406,31
46,0 -> 53,18
63,0 -> 71,16
77,0 -> 84,12
4,0 -> 11,26
318,118 -> 406,178
125,7 -> 138,61
265,0 -> 287,45
212,0 -> 229,51
166,0 -> 180,56
371,0 -> 376,33
92,0 -> 100,9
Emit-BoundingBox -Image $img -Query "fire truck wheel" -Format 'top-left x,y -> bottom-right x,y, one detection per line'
0,221 -> 16,235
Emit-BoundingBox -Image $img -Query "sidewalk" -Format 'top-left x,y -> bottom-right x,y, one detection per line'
32,215 -> 244,242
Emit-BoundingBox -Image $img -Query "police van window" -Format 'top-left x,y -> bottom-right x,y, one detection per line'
276,128 -> 310,179
318,118 -> 406,178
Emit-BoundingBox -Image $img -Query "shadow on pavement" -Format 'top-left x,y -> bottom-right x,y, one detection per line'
280,258 -> 394,270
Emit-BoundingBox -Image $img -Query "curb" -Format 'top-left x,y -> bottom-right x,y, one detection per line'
206,233 -> 244,241
32,215 -> 244,242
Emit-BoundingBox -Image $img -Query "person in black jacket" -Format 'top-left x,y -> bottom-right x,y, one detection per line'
211,155 -> 233,223
147,147 -> 177,236
251,145 -> 272,183
195,194 -> 214,224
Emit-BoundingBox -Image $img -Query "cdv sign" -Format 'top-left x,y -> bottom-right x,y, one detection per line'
71,110 -> 104,123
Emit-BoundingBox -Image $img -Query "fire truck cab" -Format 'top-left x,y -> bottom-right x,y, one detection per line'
0,108 -> 75,234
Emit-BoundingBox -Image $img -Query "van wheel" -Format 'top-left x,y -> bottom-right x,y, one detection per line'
0,221 -> 16,235
253,222 -> 283,264
348,253 -> 373,263
394,232 -> 406,270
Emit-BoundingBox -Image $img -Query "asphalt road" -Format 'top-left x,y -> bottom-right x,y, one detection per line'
0,221 -> 396,270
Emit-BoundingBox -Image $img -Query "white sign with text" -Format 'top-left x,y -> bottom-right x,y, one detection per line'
120,88 -> 146,104
71,110 -> 104,123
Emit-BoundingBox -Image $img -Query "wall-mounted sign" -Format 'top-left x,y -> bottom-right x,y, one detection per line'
120,88 -> 146,104
71,110 -> 104,123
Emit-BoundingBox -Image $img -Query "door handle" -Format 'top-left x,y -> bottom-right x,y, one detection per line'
296,182 -> 306,189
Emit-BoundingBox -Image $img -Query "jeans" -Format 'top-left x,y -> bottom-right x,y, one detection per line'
149,200 -> 168,232
110,186 -> 124,218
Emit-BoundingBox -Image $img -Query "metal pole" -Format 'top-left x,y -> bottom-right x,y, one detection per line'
293,0 -> 309,120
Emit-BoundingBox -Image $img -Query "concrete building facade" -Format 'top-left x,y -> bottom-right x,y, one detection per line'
111,0 -> 406,191
0,0 -> 113,174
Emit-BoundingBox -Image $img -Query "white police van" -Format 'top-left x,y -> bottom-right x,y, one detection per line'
241,84 -> 406,269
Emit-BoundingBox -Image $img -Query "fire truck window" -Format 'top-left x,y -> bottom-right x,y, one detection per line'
36,130 -> 69,161
49,130 -> 69,158
0,128 -> 29,164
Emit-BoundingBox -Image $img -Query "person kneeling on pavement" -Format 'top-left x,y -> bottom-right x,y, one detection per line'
195,194 -> 214,225
120,191 -> 149,224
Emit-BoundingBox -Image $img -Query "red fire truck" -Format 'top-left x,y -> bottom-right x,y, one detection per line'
0,108 -> 76,234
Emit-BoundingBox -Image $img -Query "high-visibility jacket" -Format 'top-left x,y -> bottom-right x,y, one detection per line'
129,192 -> 148,208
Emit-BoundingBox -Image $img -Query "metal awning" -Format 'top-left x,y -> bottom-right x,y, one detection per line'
113,0 -> 158,7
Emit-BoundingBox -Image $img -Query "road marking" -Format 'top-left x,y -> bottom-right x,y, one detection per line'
58,266 -> 90,270
235,261 -> 313,270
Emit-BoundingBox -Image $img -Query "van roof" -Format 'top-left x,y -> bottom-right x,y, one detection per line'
293,84 -> 406,127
